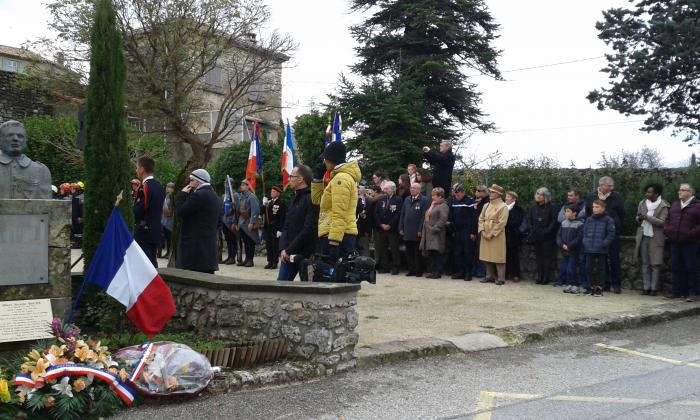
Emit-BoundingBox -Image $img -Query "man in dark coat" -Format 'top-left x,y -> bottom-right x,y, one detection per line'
175,169 -> 222,274
356,185 -> 373,257
264,185 -> 287,270
374,181 -> 403,274
585,176 -> 625,293
663,183 -> 700,301
133,156 -> 165,266
278,165 -> 319,281
399,182 -> 428,277
449,183 -> 478,281
422,141 -> 456,197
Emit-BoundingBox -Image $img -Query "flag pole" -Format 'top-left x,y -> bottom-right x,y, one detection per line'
66,190 -> 124,324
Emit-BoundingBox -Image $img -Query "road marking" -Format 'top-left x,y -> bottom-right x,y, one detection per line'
595,343 -> 700,368
473,391 -> 700,419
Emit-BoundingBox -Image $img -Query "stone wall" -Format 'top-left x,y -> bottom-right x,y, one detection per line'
517,236 -> 676,291
0,199 -> 72,316
0,70 -> 54,122
160,268 -> 360,373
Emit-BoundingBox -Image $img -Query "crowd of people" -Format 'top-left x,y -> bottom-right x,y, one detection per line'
61,142 -> 700,302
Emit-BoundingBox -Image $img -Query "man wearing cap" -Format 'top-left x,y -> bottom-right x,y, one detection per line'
449,183 -> 478,281
422,141 -> 456,198
175,169 -> 222,274
134,156 -> 164,266
263,185 -> 287,269
311,141 -> 361,260
478,184 -> 509,285
237,179 -> 260,267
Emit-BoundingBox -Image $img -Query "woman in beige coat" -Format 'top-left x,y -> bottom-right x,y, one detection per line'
478,184 -> 509,285
420,187 -> 449,278
634,183 -> 670,296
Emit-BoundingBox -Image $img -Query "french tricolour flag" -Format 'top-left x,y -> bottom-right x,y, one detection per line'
245,122 -> 263,193
281,119 -> 295,189
84,208 -> 176,338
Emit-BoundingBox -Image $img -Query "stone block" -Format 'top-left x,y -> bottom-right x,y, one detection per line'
216,307 -> 244,327
292,308 -> 315,326
304,328 -> 332,354
242,299 -> 260,313
346,310 -> 359,329
333,332 -> 358,351
281,325 -> 301,343
262,301 -> 278,318
319,312 -> 344,329
247,315 -> 269,330
296,344 -> 315,359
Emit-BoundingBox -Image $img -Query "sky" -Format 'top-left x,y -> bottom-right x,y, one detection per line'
2,0 -> 698,168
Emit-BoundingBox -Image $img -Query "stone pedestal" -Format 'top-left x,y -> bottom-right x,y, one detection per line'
0,199 -> 72,318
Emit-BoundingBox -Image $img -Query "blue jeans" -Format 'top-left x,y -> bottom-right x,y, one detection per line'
560,253 -> 579,286
277,261 -> 300,281
604,235 -> 621,289
670,242 -> 699,297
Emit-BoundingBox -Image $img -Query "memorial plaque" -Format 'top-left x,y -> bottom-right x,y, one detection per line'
0,299 -> 54,343
0,214 -> 49,285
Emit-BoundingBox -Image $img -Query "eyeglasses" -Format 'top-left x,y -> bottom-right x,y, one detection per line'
679,188 -> 691,192
289,175 -> 301,179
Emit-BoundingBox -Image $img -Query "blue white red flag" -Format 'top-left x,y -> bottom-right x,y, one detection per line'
333,111 -> 342,142
281,119 -> 295,189
325,118 -> 333,146
84,208 -> 176,339
246,122 -> 263,192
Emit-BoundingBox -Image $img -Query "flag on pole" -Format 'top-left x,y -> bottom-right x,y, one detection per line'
333,111 -> 342,142
325,116 -> 333,146
281,119 -> 295,189
246,122 -> 263,192
224,175 -> 233,214
83,208 -> 176,338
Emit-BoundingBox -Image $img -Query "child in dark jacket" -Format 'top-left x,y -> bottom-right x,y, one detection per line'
557,205 -> 584,293
583,199 -> 616,297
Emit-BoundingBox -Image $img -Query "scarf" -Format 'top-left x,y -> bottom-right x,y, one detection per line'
642,198 -> 661,237
597,189 -> 611,201
425,200 -> 441,222
506,202 -> 515,211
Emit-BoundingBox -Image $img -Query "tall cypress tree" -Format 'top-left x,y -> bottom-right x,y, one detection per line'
83,0 -> 133,266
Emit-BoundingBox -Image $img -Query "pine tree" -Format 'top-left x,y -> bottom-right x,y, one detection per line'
337,0 -> 501,176
83,0 -> 133,266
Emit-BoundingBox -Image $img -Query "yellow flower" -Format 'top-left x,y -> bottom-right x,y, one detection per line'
28,349 -> 41,361
18,392 -> 25,404
75,340 -> 87,349
74,346 -> 90,362
48,345 -> 64,358
43,396 -> 55,408
118,368 -> 128,382
20,363 -> 32,373
108,367 -> 118,375
0,379 -> 10,403
30,358 -> 48,382
73,378 -> 86,393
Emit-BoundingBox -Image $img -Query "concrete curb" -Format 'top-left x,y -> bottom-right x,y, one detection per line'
203,302 -> 700,395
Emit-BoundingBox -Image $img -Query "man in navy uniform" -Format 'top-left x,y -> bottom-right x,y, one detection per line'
449,183 -> 478,281
374,181 -> 403,275
134,156 -> 165,266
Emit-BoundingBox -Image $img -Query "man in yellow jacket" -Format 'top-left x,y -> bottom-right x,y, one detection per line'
311,141 -> 362,259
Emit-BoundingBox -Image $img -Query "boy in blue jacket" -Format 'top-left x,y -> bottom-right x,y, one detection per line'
557,205 -> 584,294
583,199 -> 616,297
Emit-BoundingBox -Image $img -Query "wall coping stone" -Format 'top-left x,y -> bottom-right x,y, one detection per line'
158,267 -> 361,295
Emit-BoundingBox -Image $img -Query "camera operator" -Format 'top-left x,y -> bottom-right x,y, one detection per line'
175,169 -> 222,274
133,156 -> 164,266
311,141 -> 361,260
422,141 -> 455,198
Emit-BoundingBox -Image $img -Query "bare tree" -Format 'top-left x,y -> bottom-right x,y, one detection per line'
597,146 -> 663,169
33,0 -> 295,172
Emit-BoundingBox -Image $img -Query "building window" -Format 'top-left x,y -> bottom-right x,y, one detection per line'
204,66 -> 223,93
2,58 -> 24,74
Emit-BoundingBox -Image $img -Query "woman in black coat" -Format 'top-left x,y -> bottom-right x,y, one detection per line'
527,187 -> 559,284
175,169 -> 223,274
504,191 -> 525,282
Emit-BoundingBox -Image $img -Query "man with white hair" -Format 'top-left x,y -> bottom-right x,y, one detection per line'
399,182 -> 429,276
374,180 -> 403,274
585,176 -> 626,293
422,140 -> 456,197
175,169 -> 223,274
663,183 -> 700,301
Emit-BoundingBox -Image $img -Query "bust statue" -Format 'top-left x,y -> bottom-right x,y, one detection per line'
0,120 -> 52,199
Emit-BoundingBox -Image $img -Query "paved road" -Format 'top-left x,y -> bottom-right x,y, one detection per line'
120,316 -> 700,419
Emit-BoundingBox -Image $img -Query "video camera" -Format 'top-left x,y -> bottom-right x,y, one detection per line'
294,252 -> 376,284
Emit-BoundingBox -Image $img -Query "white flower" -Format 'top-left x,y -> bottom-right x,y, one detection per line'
45,354 -> 57,365
51,376 -> 73,398
16,385 -> 36,400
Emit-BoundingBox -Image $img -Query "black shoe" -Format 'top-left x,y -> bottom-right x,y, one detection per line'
495,280 -> 505,285
650,290 -> 657,296
641,290 -> 650,296
479,278 -> 495,283
614,287 -> 621,294
602,286 -> 611,292
264,263 -> 273,269
451,272 -> 465,280
464,275 -> 472,281
378,269 -> 390,274
236,260 -> 245,266
244,260 -> 254,267
664,294 -> 682,299
415,272 -> 423,278
391,269 -> 399,275
406,271 -> 415,277
686,295 -> 696,302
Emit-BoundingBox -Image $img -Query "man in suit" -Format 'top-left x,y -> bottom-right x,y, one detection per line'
134,156 -> 165,266
264,185 -> 287,269
175,169 -> 222,274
